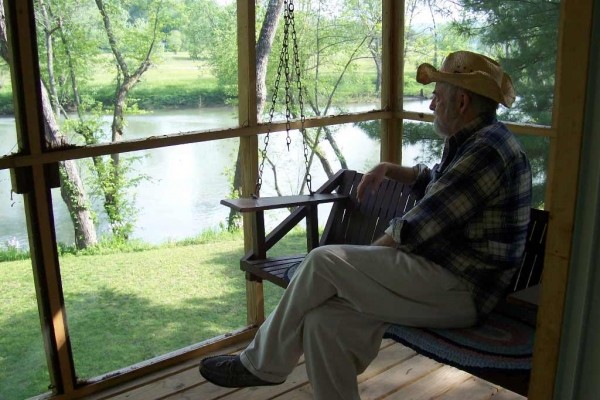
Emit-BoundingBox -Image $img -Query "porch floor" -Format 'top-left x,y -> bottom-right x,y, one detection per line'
90,338 -> 527,400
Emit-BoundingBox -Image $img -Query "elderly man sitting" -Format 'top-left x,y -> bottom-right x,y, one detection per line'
198,50 -> 532,400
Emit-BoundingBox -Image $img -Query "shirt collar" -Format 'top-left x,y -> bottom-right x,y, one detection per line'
436,113 -> 497,174
449,113 -> 497,146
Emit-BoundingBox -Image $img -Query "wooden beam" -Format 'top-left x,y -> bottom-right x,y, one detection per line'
380,0 -> 404,164
4,0 -> 76,395
236,0 -> 264,327
0,107 -> 558,171
401,111 -> 556,137
0,110 -> 393,171
529,0 -> 594,399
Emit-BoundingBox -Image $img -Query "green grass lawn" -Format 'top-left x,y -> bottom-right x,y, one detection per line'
83,52 -> 227,110
0,231 -> 305,400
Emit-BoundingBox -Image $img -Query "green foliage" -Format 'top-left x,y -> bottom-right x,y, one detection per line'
129,83 -> 227,109
181,0 -> 218,59
454,0 -> 560,125
88,155 -> 149,240
290,1 -> 381,114
61,97 -> 151,242
35,0 -> 106,110
0,92 -> 13,114
165,29 -> 184,52
0,246 -> 30,263
182,0 -> 238,96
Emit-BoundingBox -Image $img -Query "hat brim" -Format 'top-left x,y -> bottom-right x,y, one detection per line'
417,63 -> 516,108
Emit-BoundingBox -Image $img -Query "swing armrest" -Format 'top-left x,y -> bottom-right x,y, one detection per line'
220,193 -> 347,212
221,194 -> 348,262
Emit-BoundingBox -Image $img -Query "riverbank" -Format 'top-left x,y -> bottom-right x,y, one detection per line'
0,51 -> 427,116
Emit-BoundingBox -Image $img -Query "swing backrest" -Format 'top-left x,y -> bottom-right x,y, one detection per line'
319,169 -> 549,294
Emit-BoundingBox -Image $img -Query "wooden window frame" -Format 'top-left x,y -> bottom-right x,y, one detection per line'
0,0 -> 593,398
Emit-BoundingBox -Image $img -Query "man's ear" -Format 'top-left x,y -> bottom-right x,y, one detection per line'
458,91 -> 471,114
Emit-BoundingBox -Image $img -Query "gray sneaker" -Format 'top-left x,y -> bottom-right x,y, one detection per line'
199,355 -> 285,388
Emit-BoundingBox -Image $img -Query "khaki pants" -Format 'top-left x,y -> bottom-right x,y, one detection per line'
240,244 -> 477,400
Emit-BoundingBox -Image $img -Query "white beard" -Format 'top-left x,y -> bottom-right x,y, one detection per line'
433,118 -> 450,138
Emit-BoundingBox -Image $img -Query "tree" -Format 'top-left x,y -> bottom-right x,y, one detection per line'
2,0 -> 98,249
92,0 -> 169,239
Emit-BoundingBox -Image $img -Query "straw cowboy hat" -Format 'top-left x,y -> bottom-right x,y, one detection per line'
416,51 -> 516,107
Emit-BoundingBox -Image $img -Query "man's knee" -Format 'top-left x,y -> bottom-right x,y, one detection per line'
305,245 -> 346,266
307,244 -> 334,259
301,245 -> 337,274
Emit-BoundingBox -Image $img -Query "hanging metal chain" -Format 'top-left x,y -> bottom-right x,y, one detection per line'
254,0 -> 313,197
288,0 -> 313,195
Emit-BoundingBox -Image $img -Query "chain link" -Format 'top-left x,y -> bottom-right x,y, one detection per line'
254,0 -> 313,197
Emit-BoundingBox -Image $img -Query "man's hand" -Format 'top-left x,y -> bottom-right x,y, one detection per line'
372,233 -> 396,247
357,163 -> 420,203
357,163 -> 388,203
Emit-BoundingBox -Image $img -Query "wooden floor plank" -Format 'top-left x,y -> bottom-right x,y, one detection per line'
273,385 -> 313,400
489,388 -> 527,400
432,376 -> 501,399
359,355 -> 443,400
383,364 -> 472,399
219,362 -> 310,400
163,381 -> 240,400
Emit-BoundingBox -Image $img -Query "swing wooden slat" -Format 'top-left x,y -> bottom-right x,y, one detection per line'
221,193 -> 347,212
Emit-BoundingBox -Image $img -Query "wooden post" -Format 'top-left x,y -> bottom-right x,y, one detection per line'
529,0 -> 594,398
5,0 -> 76,394
380,0 -> 404,164
237,0 -> 264,326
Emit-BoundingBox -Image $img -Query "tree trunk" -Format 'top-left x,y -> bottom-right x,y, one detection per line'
256,0 -> 286,117
58,162 -> 98,248
368,38 -> 382,95
323,126 -> 348,170
311,142 -> 334,178
404,0 -> 419,59
57,18 -> 82,117
428,0 -> 439,66
40,87 -> 98,248
42,82 -> 98,249
38,0 -> 61,116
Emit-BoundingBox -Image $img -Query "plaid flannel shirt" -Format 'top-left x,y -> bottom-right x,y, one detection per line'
385,115 -> 532,319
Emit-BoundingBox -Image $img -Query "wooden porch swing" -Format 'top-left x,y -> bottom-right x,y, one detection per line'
220,1 -> 549,396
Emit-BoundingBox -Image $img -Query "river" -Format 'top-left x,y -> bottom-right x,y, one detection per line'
0,99 -> 432,250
